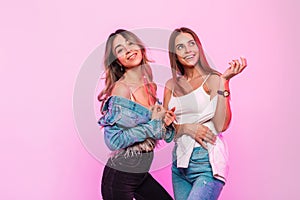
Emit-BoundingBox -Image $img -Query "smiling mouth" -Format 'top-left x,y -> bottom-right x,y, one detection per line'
184,54 -> 195,60
127,52 -> 137,60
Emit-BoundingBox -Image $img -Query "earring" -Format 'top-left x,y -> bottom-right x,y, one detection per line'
116,60 -> 124,72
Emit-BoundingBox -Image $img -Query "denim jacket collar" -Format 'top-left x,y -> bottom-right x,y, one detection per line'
102,96 -> 152,118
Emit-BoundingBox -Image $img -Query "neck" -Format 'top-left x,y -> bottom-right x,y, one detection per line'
184,66 -> 205,81
184,67 -> 201,81
123,65 -> 145,84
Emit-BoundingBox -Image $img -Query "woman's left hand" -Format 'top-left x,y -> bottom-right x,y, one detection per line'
221,57 -> 247,80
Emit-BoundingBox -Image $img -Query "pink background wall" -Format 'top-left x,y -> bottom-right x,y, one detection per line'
1,0 -> 300,199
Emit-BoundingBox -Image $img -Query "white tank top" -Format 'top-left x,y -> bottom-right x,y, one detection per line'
168,74 -> 212,125
168,73 -> 220,168
168,74 -> 229,183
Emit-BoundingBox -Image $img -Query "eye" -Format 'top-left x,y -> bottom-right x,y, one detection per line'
189,40 -> 196,46
116,47 -> 124,54
176,44 -> 184,50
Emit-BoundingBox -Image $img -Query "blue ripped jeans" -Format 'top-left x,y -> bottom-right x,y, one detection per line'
172,147 -> 224,200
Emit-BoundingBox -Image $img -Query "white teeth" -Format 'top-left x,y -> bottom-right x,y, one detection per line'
185,55 -> 194,59
128,53 -> 136,60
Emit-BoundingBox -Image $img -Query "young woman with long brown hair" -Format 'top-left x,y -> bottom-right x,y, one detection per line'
98,29 -> 175,200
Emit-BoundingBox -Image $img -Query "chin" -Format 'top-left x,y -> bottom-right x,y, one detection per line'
128,61 -> 143,68
184,62 -> 197,67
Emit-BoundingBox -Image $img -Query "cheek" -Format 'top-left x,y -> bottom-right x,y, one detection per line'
117,56 -> 127,66
175,50 -> 184,58
192,46 -> 200,53
133,51 -> 143,64
137,51 -> 143,60
176,54 -> 185,63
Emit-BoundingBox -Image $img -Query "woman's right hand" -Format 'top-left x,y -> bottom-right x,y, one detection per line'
193,124 -> 216,149
151,104 -> 166,120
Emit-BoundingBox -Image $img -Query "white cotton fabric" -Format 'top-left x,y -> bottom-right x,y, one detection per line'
168,75 -> 229,182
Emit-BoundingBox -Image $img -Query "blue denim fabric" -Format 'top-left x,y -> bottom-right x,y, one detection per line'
98,96 -> 175,151
172,146 -> 224,200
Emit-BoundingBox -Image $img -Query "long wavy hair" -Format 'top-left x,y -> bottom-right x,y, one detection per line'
98,29 -> 155,108
168,27 -> 220,79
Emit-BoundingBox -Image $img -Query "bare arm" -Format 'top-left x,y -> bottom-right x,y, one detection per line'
209,75 -> 232,133
212,57 -> 247,132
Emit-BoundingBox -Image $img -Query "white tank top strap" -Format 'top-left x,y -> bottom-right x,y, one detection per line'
201,73 -> 211,87
171,86 -> 175,96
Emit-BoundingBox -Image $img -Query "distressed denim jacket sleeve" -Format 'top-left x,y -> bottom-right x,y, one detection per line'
98,96 -> 174,151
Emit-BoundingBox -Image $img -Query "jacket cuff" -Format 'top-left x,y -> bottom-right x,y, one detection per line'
149,119 -> 175,143
164,123 -> 175,143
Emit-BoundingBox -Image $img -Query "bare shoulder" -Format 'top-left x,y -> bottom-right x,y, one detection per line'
165,78 -> 174,91
207,73 -> 221,89
163,78 -> 174,108
111,81 -> 131,99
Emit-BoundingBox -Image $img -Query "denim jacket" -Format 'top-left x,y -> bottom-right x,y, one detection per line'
98,96 -> 175,152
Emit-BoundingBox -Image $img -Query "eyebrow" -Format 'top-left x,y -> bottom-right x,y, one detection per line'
175,39 -> 194,48
113,38 -> 132,52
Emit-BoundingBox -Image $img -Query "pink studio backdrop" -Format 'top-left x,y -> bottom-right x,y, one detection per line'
1,0 -> 299,199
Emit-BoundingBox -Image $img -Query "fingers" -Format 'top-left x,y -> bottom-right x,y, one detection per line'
233,59 -> 241,73
152,105 -> 176,125
164,113 -> 173,126
228,59 -> 241,74
167,108 -> 176,121
195,125 -> 216,145
224,56 -> 247,80
228,57 -> 247,70
170,106 -> 176,112
151,104 -> 165,112
240,56 -> 247,71
198,139 -> 208,150
233,57 -> 247,73
203,129 -> 216,145
151,105 -> 166,120
164,107 -> 177,126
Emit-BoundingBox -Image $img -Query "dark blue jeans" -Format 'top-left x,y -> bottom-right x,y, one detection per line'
101,151 -> 173,200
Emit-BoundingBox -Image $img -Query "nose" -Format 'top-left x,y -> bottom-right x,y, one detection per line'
184,45 -> 192,53
124,45 -> 132,54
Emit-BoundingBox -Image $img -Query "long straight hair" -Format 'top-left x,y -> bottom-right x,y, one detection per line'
168,27 -> 220,79
98,29 -> 155,108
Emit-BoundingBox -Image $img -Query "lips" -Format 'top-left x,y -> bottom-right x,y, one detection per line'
184,54 -> 195,60
127,52 -> 137,60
